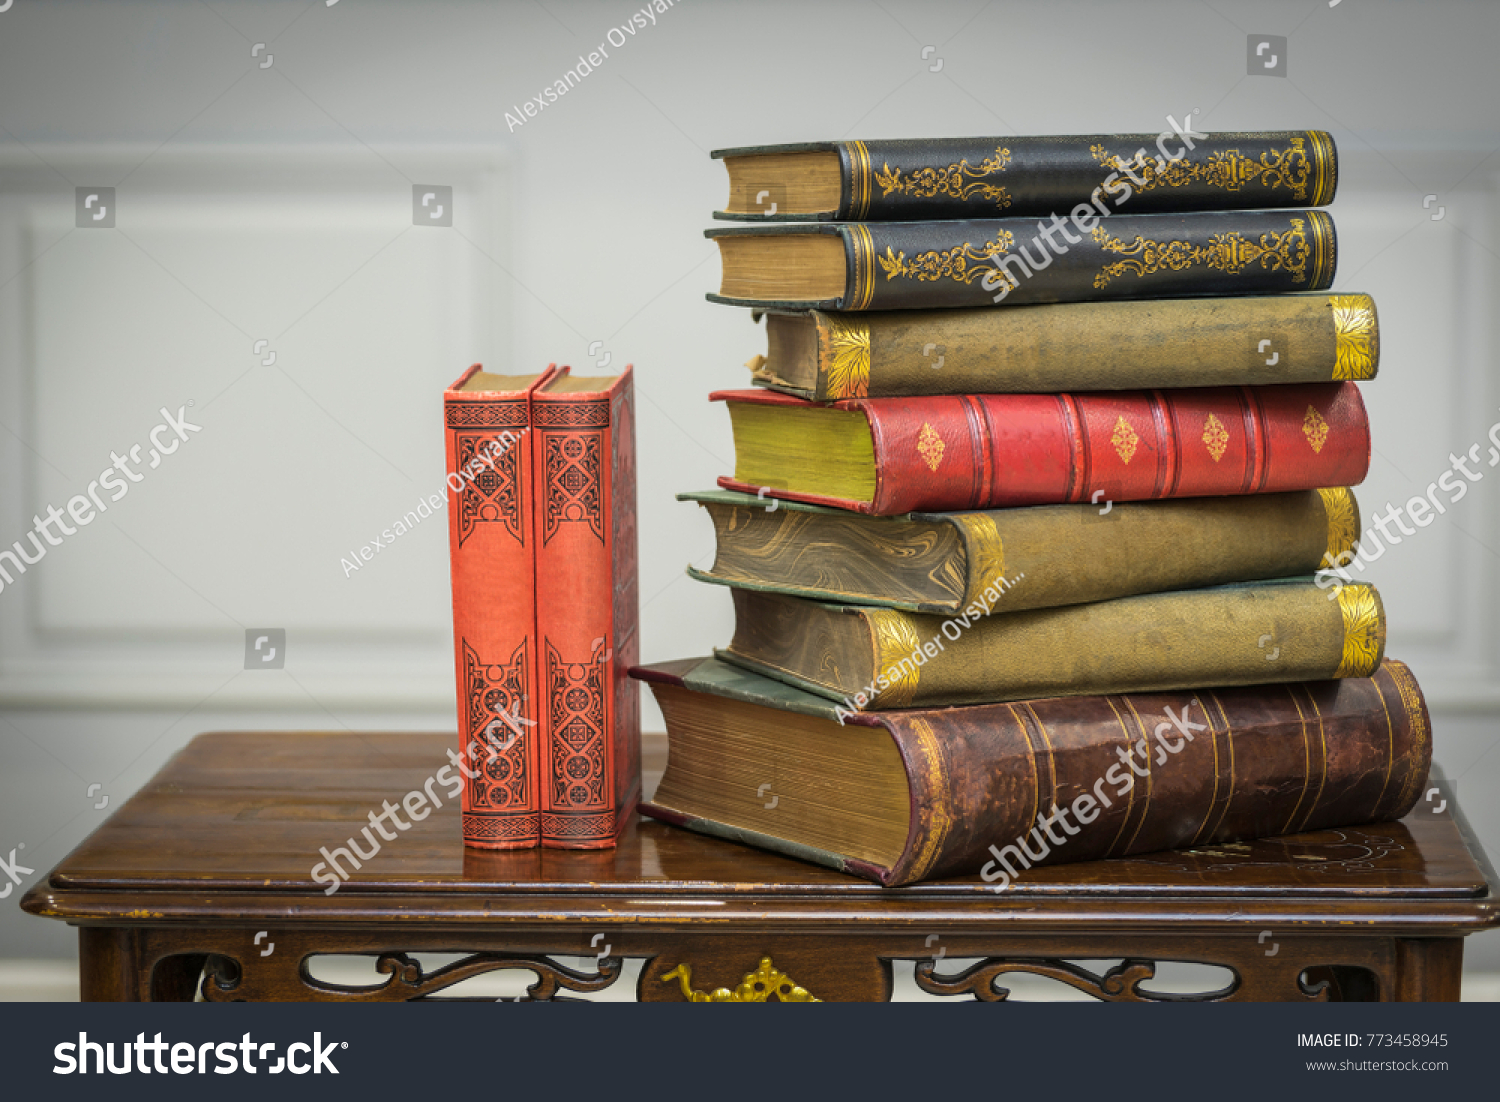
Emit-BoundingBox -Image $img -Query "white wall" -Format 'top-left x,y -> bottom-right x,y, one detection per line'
1,0 -> 1498,971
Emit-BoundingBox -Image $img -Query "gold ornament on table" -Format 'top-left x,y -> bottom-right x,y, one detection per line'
660,957 -> 821,1002
1202,413 -> 1230,463
1303,405 -> 1330,454
1111,416 -> 1140,464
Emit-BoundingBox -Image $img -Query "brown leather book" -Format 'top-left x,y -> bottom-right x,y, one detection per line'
633,657 -> 1431,888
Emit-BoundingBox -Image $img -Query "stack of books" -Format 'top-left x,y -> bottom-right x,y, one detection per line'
632,131 -> 1432,888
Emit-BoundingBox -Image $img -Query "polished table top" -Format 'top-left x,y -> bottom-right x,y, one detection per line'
23,731 -> 1500,933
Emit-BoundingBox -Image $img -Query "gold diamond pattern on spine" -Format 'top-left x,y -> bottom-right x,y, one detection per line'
1316,487 -> 1359,569
1302,405 -> 1329,453
1202,413 -> 1229,462
916,422 -> 945,471
866,609 -> 925,707
1333,584 -> 1384,679
1329,293 -> 1378,380
822,316 -> 871,398
1111,416 -> 1140,464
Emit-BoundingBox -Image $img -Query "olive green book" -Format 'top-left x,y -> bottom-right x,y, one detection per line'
749,293 -> 1377,400
717,579 -> 1385,711
683,487 -> 1360,615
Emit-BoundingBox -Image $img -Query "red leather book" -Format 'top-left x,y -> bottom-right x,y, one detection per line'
445,365 -> 558,849
714,382 -> 1369,515
532,366 -> 640,848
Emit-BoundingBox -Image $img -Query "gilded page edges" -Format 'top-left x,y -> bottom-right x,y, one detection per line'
864,609 -> 924,708
948,513 -> 1006,605
898,716 -> 952,883
1333,584 -> 1385,678
818,313 -> 872,399
1329,293 -> 1378,380
1316,487 -> 1360,569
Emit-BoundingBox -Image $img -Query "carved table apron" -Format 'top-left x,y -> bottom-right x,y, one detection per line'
22,732 -> 1499,1002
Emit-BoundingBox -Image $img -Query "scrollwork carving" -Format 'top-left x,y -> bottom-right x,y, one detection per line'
913,957 -> 1239,1002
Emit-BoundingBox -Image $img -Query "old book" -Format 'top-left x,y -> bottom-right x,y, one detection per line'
718,580 -> 1385,709
633,655 -> 1430,888
713,131 -> 1337,221
445,364 -> 557,849
714,382 -> 1369,515
682,487 -> 1360,615
532,366 -> 641,849
751,294 -> 1378,400
707,210 -> 1335,311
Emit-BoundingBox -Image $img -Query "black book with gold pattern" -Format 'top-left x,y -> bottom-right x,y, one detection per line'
713,131 -> 1336,221
707,209 -> 1335,312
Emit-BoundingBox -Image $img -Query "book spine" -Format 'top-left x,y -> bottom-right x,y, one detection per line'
445,383 -> 541,849
807,294 -> 1378,400
835,210 -> 1335,311
825,132 -> 1336,221
857,382 -> 1369,514
533,372 -> 640,848
883,659 -> 1429,887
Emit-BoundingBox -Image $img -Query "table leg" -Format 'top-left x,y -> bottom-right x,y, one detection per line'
78,927 -> 149,1002
1392,938 -> 1464,1001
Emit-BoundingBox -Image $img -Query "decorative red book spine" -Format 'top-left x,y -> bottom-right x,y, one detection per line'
714,382 -> 1370,515
533,366 -> 641,848
445,365 -> 555,849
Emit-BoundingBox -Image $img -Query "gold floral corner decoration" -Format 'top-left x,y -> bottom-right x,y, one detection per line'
917,422 -> 945,471
1202,413 -> 1229,463
823,316 -> 871,399
1303,405 -> 1330,454
1333,584 -> 1384,678
1316,487 -> 1359,569
660,957 -> 821,1002
1111,416 -> 1140,464
1330,294 -> 1377,380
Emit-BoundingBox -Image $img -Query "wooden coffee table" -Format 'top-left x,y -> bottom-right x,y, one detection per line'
21,730 -> 1499,1002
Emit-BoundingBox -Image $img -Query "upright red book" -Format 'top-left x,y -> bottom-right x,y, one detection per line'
714,382 -> 1370,515
445,365 -> 557,849
532,366 -> 640,848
